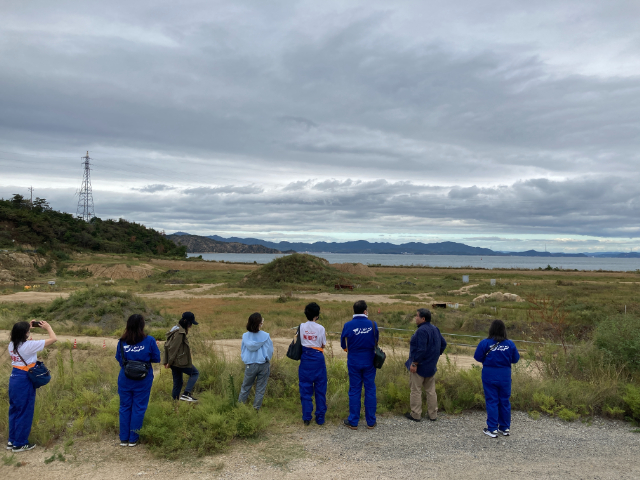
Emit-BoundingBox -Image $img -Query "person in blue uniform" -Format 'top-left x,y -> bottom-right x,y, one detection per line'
473,319 -> 520,438
298,302 -> 327,426
340,300 -> 379,430
115,314 -> 161,447
8,320 -> 57,452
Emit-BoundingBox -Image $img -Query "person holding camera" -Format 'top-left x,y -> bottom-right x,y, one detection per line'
163,312 -> 200,402
404,308 -> 447,423
298,302 -> 327,426
7,319 -> 57,452
340,300 -> 379,430
238,312 -> 273,411
115,314 -> 161,447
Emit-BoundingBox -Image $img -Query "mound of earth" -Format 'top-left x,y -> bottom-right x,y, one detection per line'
332,263 -> 376,277
0,251 -> 49,283
32,288 -> 164,333
66,263 -> 156,280
242,253 -> 350,288
473,291 -> 524,303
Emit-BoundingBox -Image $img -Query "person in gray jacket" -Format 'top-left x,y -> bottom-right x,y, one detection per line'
238,312 -> 273,410
163,312 -> 199,402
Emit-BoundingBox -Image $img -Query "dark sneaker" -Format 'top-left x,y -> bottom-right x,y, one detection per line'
180,393 -> 198,402
12,443 -> 36,452
6,442 -> 13,450
342,419 -> 358,430
428,417 -> 437,422
367,423 -> 377,429
128,442 -> 138,447
303,420 -> 311,426
404,412 -> 421,422
315,419 -> 324,426
498,428 -> 510,436
483,428 -> 498,438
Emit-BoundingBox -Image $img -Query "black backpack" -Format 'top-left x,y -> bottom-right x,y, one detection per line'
119,341 -> 150,380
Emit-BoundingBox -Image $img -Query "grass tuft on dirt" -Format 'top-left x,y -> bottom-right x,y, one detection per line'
29,288 -> 166,335
241,254 -> 353,288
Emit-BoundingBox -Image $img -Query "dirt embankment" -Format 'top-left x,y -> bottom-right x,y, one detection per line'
0,251 -> 49,283
66,263 -> 156,280
332,263 -> 376,277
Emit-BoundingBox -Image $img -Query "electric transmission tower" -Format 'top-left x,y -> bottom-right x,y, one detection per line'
76,151 -> 95,221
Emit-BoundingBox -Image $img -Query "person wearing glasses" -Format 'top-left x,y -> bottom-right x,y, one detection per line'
238,312 -> 273,411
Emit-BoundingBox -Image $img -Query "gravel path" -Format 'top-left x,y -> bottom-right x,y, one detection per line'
2,412 -> 638,479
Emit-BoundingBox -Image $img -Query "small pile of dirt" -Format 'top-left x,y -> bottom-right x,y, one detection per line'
66,263 -> 156,280
332,263 -> 376,277
242,253 -> 351,288
473,292 -> 524,303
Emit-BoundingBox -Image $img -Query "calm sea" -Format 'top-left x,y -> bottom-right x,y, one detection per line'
186,253 -> 640,272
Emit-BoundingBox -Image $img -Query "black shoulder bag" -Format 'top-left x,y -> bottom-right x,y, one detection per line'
483,341 -> 501,360
286,325 -> 303,361
370,319 -> 386,369
15,348 -> 51,388
119,341 -> 150,380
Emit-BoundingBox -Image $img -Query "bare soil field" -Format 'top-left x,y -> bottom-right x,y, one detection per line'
2,412 -> 638,479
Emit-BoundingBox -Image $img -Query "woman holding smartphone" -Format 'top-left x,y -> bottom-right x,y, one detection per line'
7,319 -> 57,452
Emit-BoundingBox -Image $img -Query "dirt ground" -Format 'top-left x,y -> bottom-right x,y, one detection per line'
1,411 -> 638,479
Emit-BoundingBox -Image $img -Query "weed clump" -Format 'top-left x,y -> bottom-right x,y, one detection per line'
241,254 -> 351,288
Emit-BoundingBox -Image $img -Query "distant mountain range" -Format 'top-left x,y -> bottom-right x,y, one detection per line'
169,232 -> 640,257
167,234 -> 281,254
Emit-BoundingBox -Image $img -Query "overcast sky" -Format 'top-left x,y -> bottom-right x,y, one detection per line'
1,1 -> 639,252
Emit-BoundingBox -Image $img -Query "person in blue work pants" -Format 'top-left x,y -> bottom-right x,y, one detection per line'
115,314 -> 161,447
8,320 -> 58,452
340,300 -> 379,430
298,302 -> 327,425
474,319 -> 520,438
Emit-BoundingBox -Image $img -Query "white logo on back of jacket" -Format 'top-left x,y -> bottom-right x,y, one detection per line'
352,327 -> 372,335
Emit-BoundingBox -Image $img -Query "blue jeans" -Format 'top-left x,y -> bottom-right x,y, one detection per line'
170,366 -> 200,399
347,362 -> 377,427
8,369 -> 36,448
238,362 -> 270,409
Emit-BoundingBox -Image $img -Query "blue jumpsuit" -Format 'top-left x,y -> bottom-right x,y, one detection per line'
340,316 -> 379,427
115,336 -> 161,443
474,338 -> 520,431
8,369 -> 36,448
299,347 -> 327,424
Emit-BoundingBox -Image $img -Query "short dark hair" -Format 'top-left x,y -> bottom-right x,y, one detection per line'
120,314 -> 146,345
353,300 -> 368,315
10,321 -> 30,352
488,319 -> 507,342
246,312 -> 263,333
305,302 -> 320,321
416,308 -> 431,322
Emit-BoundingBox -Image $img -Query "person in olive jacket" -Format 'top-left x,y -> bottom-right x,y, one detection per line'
163,312 -> 199,402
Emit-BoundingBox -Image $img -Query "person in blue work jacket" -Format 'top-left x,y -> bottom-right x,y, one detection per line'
340,300 -> 379,430
473,319 -> 520,438
238,312 -> 274,410
8,320 -> 57,452
115,314 -> 161,447
404,308 -> 447,422
298,302 -> 327,426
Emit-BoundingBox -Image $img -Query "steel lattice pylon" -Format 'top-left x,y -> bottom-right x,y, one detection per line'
76,151 -> 95,221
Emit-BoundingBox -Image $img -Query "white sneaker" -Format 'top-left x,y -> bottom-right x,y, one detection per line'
128,442 -> 138,447
6,442 -> 13,450
483,428 -> 498,438
180,393 -> 198,402
120,441 -> 128,447
498,428 -> 510,436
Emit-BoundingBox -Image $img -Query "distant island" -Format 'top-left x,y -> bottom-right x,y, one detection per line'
167,232 -> 640,258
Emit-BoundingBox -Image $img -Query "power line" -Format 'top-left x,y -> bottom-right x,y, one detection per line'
76,151 -> 95,221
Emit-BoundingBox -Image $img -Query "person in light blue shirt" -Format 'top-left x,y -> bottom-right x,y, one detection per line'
238,312 -> 273,410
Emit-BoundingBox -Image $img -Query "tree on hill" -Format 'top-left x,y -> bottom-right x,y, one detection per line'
0,194 -> 186,257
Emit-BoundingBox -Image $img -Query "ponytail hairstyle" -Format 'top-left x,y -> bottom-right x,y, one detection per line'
10,322 -> 30,353
120,314 -> 146,345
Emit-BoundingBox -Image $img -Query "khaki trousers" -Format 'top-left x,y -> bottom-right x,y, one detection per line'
410,371 -> 437,420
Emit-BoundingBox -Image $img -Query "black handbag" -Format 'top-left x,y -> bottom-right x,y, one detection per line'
119,341 -> 150,380
16,349 -> 51,388
370,319 -> 386,369
286,325 -> 302,361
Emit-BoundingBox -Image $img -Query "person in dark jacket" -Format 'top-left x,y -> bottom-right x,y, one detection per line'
473,319 -> 520,438
163,311 -> 199,402
404,308 -> 447,422
340,300 -> 379,430
115,314 -> 161,447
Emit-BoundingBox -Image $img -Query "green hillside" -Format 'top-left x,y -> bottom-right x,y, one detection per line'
0,194 -> 186,257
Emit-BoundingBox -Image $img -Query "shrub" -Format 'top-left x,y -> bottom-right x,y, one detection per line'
594,314 -> 640,371
622,384 -> 640,420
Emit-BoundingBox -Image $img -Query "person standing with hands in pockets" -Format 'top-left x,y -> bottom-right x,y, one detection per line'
340,300 -> 379,430
7,320 -> 57,452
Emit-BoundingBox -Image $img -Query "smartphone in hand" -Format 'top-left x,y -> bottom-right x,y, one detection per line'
30,320 -> 42,328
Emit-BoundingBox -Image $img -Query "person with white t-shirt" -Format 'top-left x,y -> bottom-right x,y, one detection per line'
298,302 -> 328,426
7,320 -> 57,452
